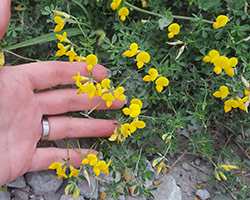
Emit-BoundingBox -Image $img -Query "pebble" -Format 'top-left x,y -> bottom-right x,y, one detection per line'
195,189 -> 211,200
11,188 -> 29,200
78,175 -> 98,199
25,170 -> 63,194
0,191 -> 11,200
194,158 -> 201,166
6,176 -> 26,188
60,194 -> 85,200
151,175 -> 182,200
43,193 -> 61,200
181,162 -> 193,171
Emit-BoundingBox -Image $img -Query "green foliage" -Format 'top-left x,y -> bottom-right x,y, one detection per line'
1,0 -> 250,199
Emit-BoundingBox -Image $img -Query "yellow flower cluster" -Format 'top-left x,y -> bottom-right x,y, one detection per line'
214,164 -> 237,181
213,85 -> 249,112
123,43 -> 150,69
72,74 -> 125,107
213,15 -> 229,29
203,49 -> 238,76
53,10 -> 98,70
48,161 -> 80,180
82,154 -> 111,176
109,98 -> 146,143
110,0 -> 129,21
167,23 -> 180,39
143,68 -> 169,93
0,49 -> 4,67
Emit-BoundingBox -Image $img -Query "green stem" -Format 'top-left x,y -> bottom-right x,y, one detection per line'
71,16 -> 88,38
3,50 -> 40,62
90,179 -> 98,200
125,2 -> 214,24
87,100 -> 104,116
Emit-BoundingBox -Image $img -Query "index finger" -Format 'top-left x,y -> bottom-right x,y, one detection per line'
21,61 -> 107,90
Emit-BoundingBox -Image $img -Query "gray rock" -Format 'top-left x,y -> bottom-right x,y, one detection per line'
12,189 -> 29,200
144,178 -> 153,189
195,189 -> 211,200
30,196 -> 45,200
194,158 -> 201,166
212,195 -> 231,200
181,162 -> 193,171
99,171 -> 121,186
151,176 -> 182,200
60,194 -> 85,200
78,175 -> 98,199
25,170 -> 63,194
6,176 -> 26,188
126,196 -> 145,200
43,193 -> 61,200
0,191 -> 11,200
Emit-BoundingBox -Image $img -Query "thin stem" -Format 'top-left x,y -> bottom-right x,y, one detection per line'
3,50 -> 40,62
87,100 -> 104,116
125,2 -> 214,24
89,179 -> 98,200
71,16 -> 87,38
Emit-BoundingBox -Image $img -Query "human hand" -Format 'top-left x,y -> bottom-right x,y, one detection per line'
0,61 -> 124,186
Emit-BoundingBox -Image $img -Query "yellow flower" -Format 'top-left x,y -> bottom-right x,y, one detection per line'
213,15 -> 229,29
108,126 -> 119,142
122,104 -> 141,118
0,49 -> 4,66
56,43 -> 68,57
213,85 -> 229,99
245,89 -> 250,96
143,68 -> 159,82
93,160 -> 111,176
75,56 -> 85,62
94,83 -> 103,96
101,78 -> 111,89
123,43 -> 138,57
110,0 -> 121,11
213,56 -> 230,75
218,171 -> 227,181
82,83 -> 96,99
136,51 -> 150,69
102,93 -> 115,107
86,54 -> 98,71
66,49 -> 77,63
53,10 -> 70,19
168,23 -> 180,39
56,32 -> 70,43
82,154 -> 98,166
202,50 -> 220,63
224,99 -> 239,113
118,7 -> 129,21
72,186 -> 80,199
130,119 -> 146,133
72,71 -> 89,82
142,1 -> 147,8
157,161 -> 164,174
54,16 -> 65,32
114,86 -> 126,101
236,96 -> 248,111
224,57 -> 238,76
100,192 -> 107,199
215,170 -> 221,181
69,166 -> 80,178
219,164 -> 237,171
57,166 -> 68,179
49,162 -> 68,179
131,98 -> 143,108
155,77 -> 169,93
120,123 -> 131,137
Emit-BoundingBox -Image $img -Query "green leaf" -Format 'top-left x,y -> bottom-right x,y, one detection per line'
158,11 -> 173,30
5,28 -> 82,51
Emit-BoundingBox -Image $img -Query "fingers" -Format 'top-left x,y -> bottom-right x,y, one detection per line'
21,61 -> 107,90
44,116 -> 118,141
0,0 -> 11,40
36,88 -> 124,115
28,147 -> 98,171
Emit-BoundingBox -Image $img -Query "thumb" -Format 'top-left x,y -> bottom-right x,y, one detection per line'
0,0 -> 11,40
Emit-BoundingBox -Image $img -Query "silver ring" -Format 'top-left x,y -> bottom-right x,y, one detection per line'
41,116 -> 50,140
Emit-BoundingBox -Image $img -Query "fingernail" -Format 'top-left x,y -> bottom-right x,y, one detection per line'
106,69 -> 112,78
